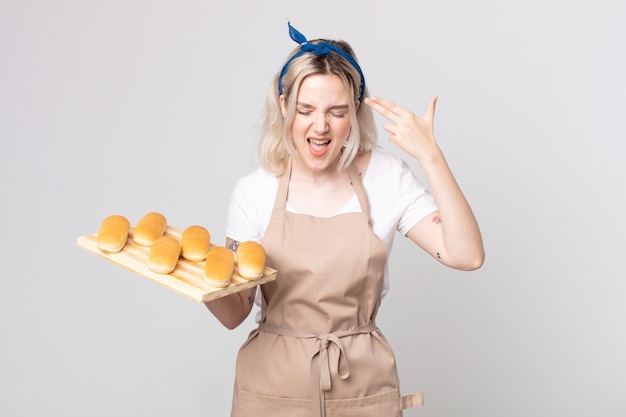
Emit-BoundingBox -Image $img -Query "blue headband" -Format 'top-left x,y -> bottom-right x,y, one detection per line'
278,22 -> 366,102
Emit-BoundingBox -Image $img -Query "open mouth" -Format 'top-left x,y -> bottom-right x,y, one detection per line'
307,138 -> 331,157
308,138 -> 331,145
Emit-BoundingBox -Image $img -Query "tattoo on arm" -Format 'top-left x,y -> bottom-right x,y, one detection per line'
432,216 -> 442,259
228,240 -> 240,251
248,287 -> 257,306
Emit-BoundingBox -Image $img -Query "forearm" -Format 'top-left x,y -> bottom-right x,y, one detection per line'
419,147 -> 484,270
204,287 -> 255,330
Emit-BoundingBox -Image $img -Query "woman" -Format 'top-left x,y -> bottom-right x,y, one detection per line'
206,23 -> 484,417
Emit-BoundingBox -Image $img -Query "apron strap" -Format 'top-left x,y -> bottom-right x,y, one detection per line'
401,392 -> 425,409
347,161 -> 372,218
258,321 -> 377,417
273,157 -> 292,209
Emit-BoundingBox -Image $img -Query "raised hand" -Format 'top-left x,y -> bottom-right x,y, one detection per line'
366,95 -> 484,270
364,96 -> 439,163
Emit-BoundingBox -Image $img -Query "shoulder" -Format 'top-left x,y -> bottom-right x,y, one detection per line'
364,149 -> 414,185
233,166 -> 278,194
226,166 -> 277,243
229,166 -> 278,219
371,148 -> 409,169
363,148 -> 436,226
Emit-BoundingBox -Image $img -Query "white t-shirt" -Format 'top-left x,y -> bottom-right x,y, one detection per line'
225,149 -> 438,311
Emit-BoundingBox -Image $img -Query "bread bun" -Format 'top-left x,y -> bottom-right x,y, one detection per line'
181,225 -> 211,261
236,241 -> 266,280
97,215 -> 130,253
204,246 -> 234,288
148,235 -> 181,274
133,212 -> 167,246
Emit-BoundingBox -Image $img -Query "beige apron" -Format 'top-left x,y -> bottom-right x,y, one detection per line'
231,158 -> 423,417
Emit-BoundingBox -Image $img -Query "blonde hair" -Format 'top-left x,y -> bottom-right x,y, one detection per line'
257,39 -> 377,175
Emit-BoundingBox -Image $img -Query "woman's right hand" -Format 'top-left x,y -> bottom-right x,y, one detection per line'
204,238 -> 256,329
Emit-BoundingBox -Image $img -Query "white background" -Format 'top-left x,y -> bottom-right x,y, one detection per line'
2,1 -> 625,416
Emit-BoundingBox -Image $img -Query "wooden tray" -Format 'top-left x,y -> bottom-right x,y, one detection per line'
77,226 -> 277,303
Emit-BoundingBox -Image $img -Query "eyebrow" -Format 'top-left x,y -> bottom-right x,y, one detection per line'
296,102 -> 349,111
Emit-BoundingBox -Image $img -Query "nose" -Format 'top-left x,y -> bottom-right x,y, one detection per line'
313,111 -> 329,133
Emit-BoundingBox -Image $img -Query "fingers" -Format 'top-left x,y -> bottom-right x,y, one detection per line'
365,95 -> 438,122
426,96 -> 438,120
382,122 -> 398,136
364,96 -> 408,121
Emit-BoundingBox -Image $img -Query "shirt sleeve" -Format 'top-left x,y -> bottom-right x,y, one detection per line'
395,158 -> 438,236
225,175 -> 262,244
225,168 -> 276,245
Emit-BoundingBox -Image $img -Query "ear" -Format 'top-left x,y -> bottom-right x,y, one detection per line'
279,95 -> 287,117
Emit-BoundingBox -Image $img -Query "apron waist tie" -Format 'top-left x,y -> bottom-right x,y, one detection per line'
258,321 -> 377,417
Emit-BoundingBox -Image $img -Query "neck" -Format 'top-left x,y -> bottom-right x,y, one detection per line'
291,156 -> 345,184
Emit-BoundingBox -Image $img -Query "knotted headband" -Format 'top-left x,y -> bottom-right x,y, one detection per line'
278,22 -> 366,102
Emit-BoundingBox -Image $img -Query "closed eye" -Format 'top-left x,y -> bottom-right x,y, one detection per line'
296,102 -> 349,118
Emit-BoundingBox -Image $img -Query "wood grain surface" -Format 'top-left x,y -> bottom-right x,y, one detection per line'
77,226 -> 276,303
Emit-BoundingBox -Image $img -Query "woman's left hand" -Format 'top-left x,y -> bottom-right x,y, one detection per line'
364,96 -> 439,163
